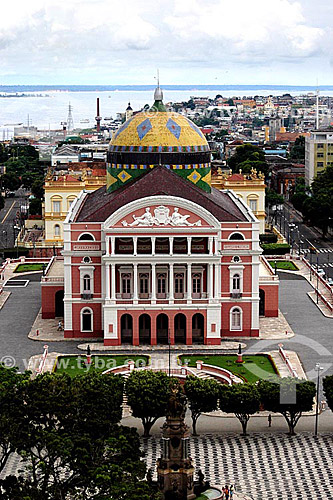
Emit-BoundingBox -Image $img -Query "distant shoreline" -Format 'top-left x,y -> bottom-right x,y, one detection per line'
0,84 -> 332,93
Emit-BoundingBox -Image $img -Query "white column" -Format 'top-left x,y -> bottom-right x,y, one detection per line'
169,237 -> 174,256
214,237 -> 219,256
169,263 -> 174,303
106,263 -> 110,299
152,237 -> 156,256
209,263 -> 214,300
187,236 -> 191,256
105,236 -> 110,256
208,237 -> 213,255
133,237 -> 138,256
214,263 -> 219,300
133,263 -> 138,302
187,263 -> 192,302
111,236 -> 115,255
111,264 -> 116,300
151,263 -> 156,303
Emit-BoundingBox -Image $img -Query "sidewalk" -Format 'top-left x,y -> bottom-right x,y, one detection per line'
282,258 -> 333,318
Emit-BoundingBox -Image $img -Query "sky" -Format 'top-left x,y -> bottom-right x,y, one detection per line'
0,0 -> 333,85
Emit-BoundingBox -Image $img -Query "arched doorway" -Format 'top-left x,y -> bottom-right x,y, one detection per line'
55,290 -> 64,317
174,313 -> 186,344
192,313 -> 204,344
156,313 -> 169,344
120,314 -> 133,344
139,314 -> 151,345
259,289 -> 265,316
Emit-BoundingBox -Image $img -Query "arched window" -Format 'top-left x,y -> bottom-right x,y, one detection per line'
230,307 -> 242,330
192,273 -> 202,294
54,224 -> 60,238
232,273 -> 241,291
81,308 -> 93,332
51,196 -> 62,213
229,232 -> 245,241
175,273 -> 184,295
139,273 -> 149,295
83,274 -> 91,292
78,233 -> 95,241
121,273 -> 131,295
157,273 -> 167,295
67,196 -> 77,210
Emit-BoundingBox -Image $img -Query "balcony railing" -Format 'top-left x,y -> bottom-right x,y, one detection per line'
116,292 -> 133,299
81,293 -> 93,300
230,291 -> 242,299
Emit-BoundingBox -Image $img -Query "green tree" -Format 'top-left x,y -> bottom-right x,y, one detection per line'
289,136 -> 305,161
323,375 -> 333,411
304,165 -> 333,237
29,197 -> 42,215
258,378 -> 316,435
31,177 -> 44,199
219,383 -> 260,435
228,144 -> 268,176
184,376 -> 219,435
2,173 -> 20,191
125,371 -> 170,437
0,365 -> 29,475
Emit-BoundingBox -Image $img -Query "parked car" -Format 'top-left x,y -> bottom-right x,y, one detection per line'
326,277 -> 333,286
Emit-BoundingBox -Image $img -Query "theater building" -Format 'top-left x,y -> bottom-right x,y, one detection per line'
41,86 -> 279,345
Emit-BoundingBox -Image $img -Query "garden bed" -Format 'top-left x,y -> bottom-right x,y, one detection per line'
179,354 -> 279,383
14,263 -> 45,273
268,260 -> 299,271
54,354 -> 150,377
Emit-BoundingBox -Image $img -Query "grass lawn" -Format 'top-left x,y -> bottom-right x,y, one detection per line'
268,260 -> 298,271
179,354 -> 278,383
14,263 -> 45,273
55,355 -> 150,377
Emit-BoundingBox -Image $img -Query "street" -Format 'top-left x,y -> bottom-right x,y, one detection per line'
0,189 -> 29,255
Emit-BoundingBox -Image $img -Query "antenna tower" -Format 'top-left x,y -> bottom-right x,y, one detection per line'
67,103 -> 74,132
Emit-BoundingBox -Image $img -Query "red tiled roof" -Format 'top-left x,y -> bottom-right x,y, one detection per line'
74,166 -> 248,223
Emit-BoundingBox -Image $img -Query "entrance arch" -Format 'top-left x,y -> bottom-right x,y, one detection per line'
192,313 -> 204,344
156,313 -> 169,344
174,313 -> 186,344
139,314 -> 151,345
55,290 -> 64,317
259,289 -> 265,316
120,314 -> 133,344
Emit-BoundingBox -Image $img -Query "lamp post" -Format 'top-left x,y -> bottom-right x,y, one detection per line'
314,363 -> 324,436
13,224 -> 20,259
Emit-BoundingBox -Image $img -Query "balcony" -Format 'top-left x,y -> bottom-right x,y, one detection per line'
230,292 -> 242,299
81,293 -> 93,300
116,292 -> 133,300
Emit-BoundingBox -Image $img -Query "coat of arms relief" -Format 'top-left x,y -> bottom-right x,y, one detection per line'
121,206 -> 202,227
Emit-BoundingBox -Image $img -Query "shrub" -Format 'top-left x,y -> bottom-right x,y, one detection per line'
261,243 -> 290,255
259,233 -> 278,244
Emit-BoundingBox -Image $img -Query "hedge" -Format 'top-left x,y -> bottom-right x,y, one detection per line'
259,233 -> 278,244
261,243 -> 290,255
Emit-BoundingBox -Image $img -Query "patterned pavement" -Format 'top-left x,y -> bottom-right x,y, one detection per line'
142,432 -> 333,500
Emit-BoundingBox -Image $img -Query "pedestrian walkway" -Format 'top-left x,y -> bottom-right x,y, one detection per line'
142,432 -> 333,500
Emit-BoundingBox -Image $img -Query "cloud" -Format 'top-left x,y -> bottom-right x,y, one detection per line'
0,0 -> 330,84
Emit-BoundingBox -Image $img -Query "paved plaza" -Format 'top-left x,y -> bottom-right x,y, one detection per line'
142,432 -> 333,500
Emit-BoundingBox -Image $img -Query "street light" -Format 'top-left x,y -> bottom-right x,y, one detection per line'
314,363 -> 324,436
13,224 -> 20,259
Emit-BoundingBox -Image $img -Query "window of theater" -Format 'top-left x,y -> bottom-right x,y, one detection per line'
155,238 -> 169,254
137,238 -> 152,254
231,308 -> 242,330
173,238 -> 187,254
139,273 -> 149,296
232,274 -> 241,292
248,198 -> 258,212
54,224 -> 60,238
192,273 -> 202,295
191,237 -> 208,254
78,233 -> 95,241
52,199 -> 61,213
175,273 -> 184,295
229,232 -> 245,241
157,273 -> 167,295
121,274 -> 132,295
115,238 -> 133,254
83,274 -> 91,292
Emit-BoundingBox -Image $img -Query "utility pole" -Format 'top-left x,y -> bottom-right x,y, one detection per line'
67,103 -> 74,132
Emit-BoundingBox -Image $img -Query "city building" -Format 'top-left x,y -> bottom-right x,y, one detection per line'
305,129 -> 333,185
41,86 -> 279,345
211,169 -> 266,234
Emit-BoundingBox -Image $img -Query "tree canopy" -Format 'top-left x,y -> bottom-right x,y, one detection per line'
125,370 -> 170,437
219,383 -> 261,435
258,378 -> 315,435
184,376 -> 219,435
227,144 -> 268,176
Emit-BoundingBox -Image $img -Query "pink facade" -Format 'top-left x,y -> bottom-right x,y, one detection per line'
41,168 -> 279,345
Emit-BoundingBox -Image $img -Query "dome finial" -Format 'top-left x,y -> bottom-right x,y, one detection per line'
154,69 -> 163,101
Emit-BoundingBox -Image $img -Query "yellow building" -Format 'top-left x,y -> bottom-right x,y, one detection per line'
212,168 -> 266,233
305,129 -> 333,185
44,165 -> 106,245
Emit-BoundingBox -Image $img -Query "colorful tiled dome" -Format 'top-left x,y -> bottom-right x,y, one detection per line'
107,87 -> 211,193
110,112 -> 209,150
